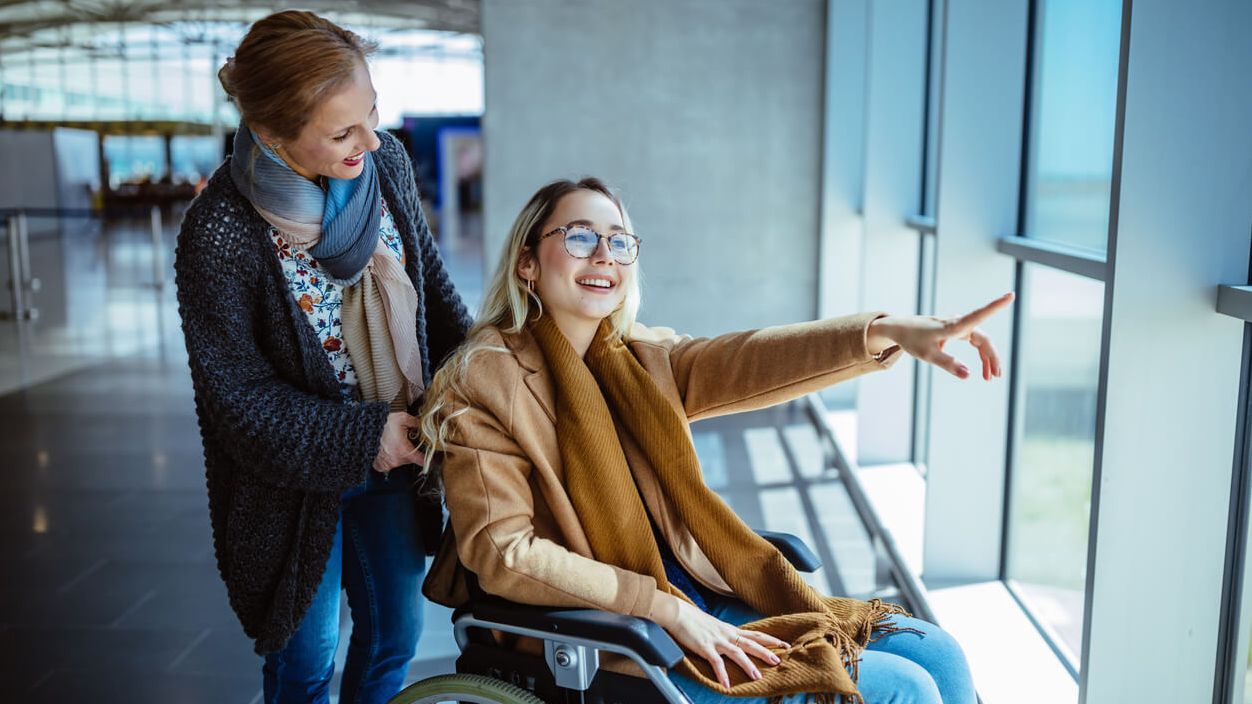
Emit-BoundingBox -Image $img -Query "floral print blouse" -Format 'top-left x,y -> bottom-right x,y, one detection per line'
269,196 -> 406,396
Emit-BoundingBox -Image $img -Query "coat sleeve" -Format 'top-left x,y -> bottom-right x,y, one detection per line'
175,208 -> 389,493
441,401 -> 680,623
659,313 -> 903,422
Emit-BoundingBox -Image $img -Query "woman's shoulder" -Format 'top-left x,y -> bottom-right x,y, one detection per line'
446,324 -> 527,396
175,161 -> 267,277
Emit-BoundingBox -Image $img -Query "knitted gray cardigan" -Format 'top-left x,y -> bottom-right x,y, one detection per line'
174,130 -> 471,654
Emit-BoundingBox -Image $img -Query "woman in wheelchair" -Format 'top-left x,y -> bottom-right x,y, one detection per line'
419,178 -> 1003,703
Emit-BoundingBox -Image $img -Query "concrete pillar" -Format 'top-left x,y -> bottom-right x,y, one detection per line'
481,0 -> 826,336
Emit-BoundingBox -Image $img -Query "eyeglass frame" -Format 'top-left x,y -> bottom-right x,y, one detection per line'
537,224 -> 643,265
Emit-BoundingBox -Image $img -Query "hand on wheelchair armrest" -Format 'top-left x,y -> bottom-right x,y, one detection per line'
455,532 -> 817,670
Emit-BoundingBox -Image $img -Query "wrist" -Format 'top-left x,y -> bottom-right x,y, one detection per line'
867,315 -> 897,356
647,591 -> 682,628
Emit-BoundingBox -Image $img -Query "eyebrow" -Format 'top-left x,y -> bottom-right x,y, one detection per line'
332,93 -> 379,135
566,219 -> 625,232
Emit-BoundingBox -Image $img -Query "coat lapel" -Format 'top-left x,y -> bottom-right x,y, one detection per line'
503,326 -> 557,424
523,370 -> 556,424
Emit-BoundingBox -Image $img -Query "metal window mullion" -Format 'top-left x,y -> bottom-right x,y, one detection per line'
1215,321 -> 1252,704
904,214 -> 937,235
996,235 -> 1107,282
1218,286 -> 1252,323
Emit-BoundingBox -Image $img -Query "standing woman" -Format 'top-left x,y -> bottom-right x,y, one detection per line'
174,10 -> 471,704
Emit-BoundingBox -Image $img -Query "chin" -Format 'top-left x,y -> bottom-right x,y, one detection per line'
580,307 -> 620,323
330,162 -> 365,180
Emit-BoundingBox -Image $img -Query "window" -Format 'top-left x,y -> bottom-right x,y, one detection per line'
1023,0 -> 1122,254
1004,264 -> 1103,665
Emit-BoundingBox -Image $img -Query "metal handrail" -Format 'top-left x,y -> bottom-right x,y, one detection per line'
2,205 -> 168,322
803,393 -> 938,623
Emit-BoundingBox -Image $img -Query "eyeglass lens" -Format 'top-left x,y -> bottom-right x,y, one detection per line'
564,227 -> 638,264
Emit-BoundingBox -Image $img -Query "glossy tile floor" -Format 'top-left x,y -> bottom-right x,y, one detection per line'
0,211 -> 897,703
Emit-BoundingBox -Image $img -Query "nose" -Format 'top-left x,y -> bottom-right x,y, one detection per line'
362,129 -> 381,153
590,236 -> 615,265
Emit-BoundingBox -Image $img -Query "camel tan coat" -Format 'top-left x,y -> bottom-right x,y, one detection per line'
423,313 -> 901,672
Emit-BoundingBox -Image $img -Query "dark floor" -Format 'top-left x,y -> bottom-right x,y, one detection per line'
0,213 -> 897,703
0,354 -> 896,703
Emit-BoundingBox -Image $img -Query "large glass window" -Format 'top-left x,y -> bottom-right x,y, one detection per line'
1005,264 -> 1103,664
1024,0 -> 1122,253
0,23 -> 482,128
103,135 -> 167,186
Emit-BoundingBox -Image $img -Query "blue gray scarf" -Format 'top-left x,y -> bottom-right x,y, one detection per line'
229,123 -> 381,283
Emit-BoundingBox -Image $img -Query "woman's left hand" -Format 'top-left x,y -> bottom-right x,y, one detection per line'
868,292 -> 1015,380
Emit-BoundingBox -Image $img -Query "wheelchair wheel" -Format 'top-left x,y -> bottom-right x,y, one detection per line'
388,673 -> 547,704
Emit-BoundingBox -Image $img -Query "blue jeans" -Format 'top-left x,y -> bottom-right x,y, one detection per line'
669,595 -> 976,704
262,467 -> 426,704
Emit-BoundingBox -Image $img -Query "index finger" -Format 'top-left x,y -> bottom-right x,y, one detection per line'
952,291 -> 1015,334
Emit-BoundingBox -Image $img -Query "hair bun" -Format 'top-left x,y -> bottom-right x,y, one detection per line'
217,56 -> 237,97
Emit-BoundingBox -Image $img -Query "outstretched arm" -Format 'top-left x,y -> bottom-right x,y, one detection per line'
656,312 -> 903,422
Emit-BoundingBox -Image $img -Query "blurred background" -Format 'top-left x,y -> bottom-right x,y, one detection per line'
0,1 -> 1248,703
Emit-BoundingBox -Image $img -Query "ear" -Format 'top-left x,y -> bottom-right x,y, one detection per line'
517,246 -> 538,283
252,127 -> 279,148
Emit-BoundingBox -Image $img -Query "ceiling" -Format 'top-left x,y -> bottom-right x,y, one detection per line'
0,0 -> 480,49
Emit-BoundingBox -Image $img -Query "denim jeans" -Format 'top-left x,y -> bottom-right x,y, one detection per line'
669,595 -> 976,704
262,467 -> 426,704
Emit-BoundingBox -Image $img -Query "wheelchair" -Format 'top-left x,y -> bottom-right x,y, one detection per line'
388,530 -> 823,704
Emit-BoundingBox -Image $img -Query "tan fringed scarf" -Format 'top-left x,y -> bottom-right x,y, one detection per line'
529,314 -> 912,704
257,205 -> 423,408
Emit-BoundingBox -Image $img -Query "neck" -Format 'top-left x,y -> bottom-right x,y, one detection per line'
548,311 -> 600,358
274,150 -> 320,184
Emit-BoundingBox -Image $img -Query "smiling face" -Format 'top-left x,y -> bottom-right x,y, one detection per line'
519,189 -> 636,334
257,60 -> 381,182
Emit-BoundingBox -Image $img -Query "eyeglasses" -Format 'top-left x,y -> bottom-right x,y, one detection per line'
539,225 -> 642,265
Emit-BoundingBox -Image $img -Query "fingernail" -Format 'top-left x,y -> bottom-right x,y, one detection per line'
771,655 -> 780,665
958,366 -> 970,377
753,670 -> 762,680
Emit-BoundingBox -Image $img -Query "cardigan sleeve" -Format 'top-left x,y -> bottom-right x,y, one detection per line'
441,403 -> 678,622
175,210 -> 390,493
382,130 -> 473,370
660,313 -> 903,422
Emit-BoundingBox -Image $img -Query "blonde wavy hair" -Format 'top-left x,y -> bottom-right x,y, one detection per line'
417,177 -> 642,480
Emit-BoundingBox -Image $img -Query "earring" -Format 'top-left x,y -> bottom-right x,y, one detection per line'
268,143 -> 281,151
526,279 -> 534,294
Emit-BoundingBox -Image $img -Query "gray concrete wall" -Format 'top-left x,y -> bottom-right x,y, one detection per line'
481,0 -> 825,336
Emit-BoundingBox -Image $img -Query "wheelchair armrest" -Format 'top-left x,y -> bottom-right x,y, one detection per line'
754,529 -> 822,573
464,598 -> 684,668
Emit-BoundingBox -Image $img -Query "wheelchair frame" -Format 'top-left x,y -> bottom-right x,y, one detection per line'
389,530 -> 822,704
